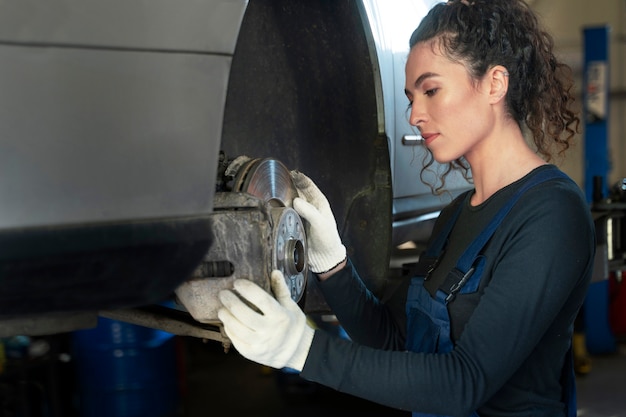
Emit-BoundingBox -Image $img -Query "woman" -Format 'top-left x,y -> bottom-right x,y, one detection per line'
217,1 -> 596,416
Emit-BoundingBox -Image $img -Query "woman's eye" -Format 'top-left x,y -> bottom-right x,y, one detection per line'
424,88 -> 438,97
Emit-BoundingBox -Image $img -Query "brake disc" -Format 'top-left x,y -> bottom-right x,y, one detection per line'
175,157 -> 308,324
232,158 -> 307,302
232,157 -> 297,207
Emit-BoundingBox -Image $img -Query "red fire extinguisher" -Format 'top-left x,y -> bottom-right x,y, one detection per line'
609,270 -> 626,338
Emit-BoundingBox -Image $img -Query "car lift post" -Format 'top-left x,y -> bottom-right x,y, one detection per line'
583,25 -> 618,355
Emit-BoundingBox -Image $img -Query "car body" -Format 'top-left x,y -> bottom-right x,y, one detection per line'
0,0 -> 470,340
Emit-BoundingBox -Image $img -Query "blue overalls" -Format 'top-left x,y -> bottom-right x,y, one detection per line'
405,168 -> 577,417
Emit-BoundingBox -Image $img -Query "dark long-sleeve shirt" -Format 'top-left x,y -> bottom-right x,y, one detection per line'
300,165 -> 595,417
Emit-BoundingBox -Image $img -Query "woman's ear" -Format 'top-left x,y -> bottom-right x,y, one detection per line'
488,65 -> 509,103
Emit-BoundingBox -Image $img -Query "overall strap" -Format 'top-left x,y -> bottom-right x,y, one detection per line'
424,192 -> 469,259
405,191 -> 471,278
441,168 -> 569,301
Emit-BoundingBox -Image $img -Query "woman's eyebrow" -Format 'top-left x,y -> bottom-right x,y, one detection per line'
412,72 -> 440,89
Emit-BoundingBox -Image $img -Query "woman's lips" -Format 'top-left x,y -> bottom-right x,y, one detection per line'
421,133 -> 439,146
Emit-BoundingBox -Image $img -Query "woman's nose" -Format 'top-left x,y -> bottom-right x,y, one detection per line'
409,103 -> 425,128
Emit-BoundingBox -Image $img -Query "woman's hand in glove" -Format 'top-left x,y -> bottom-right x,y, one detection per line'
290,171 -> 347,275
217,270 -> 315,372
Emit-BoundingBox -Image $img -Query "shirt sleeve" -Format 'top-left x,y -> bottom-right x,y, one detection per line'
315,258 -> 408,351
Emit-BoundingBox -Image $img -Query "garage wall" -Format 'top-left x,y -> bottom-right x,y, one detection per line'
530,0 -> 626,191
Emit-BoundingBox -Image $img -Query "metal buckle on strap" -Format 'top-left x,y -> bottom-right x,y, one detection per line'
445,266 -> 476,303
424,252 -> 445,281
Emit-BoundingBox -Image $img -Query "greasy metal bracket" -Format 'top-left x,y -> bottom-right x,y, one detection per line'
0,312 -> 97,337
100,305 -> 231,351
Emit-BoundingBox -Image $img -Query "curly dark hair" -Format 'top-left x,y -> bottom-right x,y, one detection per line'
409,0 -> 579,193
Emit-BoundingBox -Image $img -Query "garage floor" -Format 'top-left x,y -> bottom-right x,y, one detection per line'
2,330 -> 623,416
182,337 -> 626,417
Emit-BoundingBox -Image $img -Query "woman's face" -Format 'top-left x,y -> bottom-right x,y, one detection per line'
404,41 -> 495,164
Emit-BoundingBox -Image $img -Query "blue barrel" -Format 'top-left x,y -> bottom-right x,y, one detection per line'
584,280 -> 617,354
72,317 -> 180,417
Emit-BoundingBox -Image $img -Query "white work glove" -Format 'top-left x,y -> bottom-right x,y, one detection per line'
291,171 -> 347,274
217,270 -> 315,372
